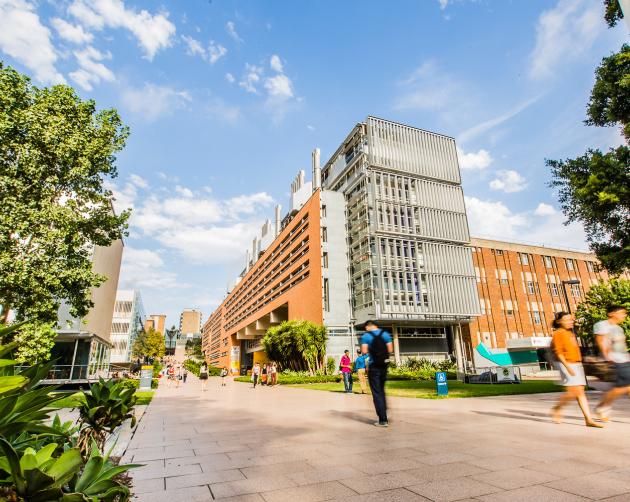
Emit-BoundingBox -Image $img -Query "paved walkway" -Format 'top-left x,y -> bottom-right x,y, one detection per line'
125,377 -> 630,501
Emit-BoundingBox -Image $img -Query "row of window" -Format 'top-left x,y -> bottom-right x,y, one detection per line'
486,248 -> 597,272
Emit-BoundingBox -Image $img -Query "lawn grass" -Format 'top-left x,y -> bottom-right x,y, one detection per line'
289,379 -> 561,399
50,390 -> 154,408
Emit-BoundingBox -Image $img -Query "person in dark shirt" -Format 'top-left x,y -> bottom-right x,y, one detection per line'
361,320 -> 393,427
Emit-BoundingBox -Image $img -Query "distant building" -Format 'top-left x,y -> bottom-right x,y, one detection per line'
53,237 -> 123,383
145,314 -> 166,335
463,237 -> 626,373
110,290 -> 146,364
179,309 -> 202,338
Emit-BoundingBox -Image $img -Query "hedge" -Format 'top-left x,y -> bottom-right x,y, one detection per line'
118,377 -> 159,390
234,370 -> 456,385
184,359 -> 222,377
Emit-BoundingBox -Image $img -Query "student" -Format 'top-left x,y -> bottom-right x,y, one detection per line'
252,363 -> 261,388
340,350 -> 353,393
261,364 -> 268,386
183,369 -> 188,384
167,364 -> 175,388
551,312 -> 602,428
199,362 -> 209,392
595,305 -> 629,421
355,349 -> 369,394
270,362 -> 278,386
220,367 -> 228,386
361,320 -> 393,427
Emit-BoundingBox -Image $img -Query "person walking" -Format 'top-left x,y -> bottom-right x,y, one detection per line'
595,305 -> 629,421
167,364 -> 175,388
340,350 -> 353,393
199,362 -> 209,392
261,364 -> 268,386
176,366 -> 182,388
355,349 -> 369,394
361,320 -> 393,427
183,369 -> 188,384
270,362 -> 278,386
220,367 -> 228,386
252,362 -> 261,388
551,312 -> 602,428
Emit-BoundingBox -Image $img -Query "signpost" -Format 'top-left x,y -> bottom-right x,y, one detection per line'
436,371 -> 448,396
139,365 -> 153,390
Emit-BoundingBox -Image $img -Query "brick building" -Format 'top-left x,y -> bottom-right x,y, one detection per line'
463,237 -> 624,371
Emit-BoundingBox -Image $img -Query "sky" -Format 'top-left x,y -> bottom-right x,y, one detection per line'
0,0 -> 628,328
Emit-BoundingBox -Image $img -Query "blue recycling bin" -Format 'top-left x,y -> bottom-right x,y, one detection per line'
436,371 -> 448,396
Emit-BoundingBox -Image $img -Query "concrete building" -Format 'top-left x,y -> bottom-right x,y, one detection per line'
52,239 -> 123,382
179,309 -> 202,338
463,237 -> 624,373
110,290 -> 146,364
203,117 -> 478,373
145,314 -> 166,335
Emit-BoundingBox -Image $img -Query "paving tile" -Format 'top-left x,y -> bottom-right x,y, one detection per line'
339,471 -> 422,494
413,451 -> 478,466
352,457 -> 423,475
525,458 -> 610,478
285,465 -> 364,486
261,481 -> 357,502
132,463 -> 202,481
213,495 -> 265,502
240,461 -> 312,478
546,473 -> 630,500
133,485 -> 211,501
211,475 -> 297,499
165,469 -> 245,490
473,467 -> 560,490
477,485 -> 590,501
402,462 -> 490,482
331,488 -> 430,502
406,477 -> 501,501
466,455 -> 537,472
132,477 -> 165,494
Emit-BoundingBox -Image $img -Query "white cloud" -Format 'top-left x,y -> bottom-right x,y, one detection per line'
466,196 -> 588,250
226,21 -> 243,43
395,61 -> 457,111
307,125 -> 315,131
489,170 -> 528,193
270,54 -> 283,72
181,35 -> 227,64
115,175 -> 275,264
534,202 -> 557,216
121,83 -> 191,121
529,0 -> 603,81
207,97 -> 240,124
264,74 -> 293,101
51,17 -> 93,44
68,0 -> 176,60
457,95 -> 541,144
225,72 -> 235,83
439,0 -> 449,9
69,46 -> 115,91
0,0 -> 65,84
239,64 -> 262,93
457,147 -> 493,170
119,247 -> 181,290
129,174 -> 148,189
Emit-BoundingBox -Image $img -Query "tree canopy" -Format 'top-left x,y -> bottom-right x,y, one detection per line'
262,320 -> 328,373
576,278 -> 629,344
132,328 -> 165,360
604,0 -> 624,28
0,62 -> 130,324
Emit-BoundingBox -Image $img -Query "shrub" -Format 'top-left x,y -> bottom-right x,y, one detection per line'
326,356 -> 336,375
184,359 -> 221,377
262,320 -> 328,373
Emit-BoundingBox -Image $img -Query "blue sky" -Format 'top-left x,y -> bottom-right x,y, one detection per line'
0,0 -> 627,327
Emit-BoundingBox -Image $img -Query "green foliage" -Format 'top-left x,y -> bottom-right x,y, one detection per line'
0,63 -> 130,324
326,356 -> 336,376
131,328 -> 165,360
185,338 -> 203,358
76,379 -> 137,456
10,322 -> 57,365
586,44 -> 630,141
547,146 -> 630,275
604,0 -> 624,27
262,320 -> 328,373
183,359 -> 220,376
575,279 -> 630,343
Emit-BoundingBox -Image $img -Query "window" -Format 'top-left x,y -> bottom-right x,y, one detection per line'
322,227 -> 327,242
527,281 -> 536,295
570,283 -> 581,298
566,258 -> 575,271
586,261 -> 595,272
519,253 -> 530,266
548,283 -> 559,296
506,309 -> 514,317
323,278 -> 330,311
497,269 -> 509,284
543,255 -> 553,268
493,249 -> 504,256
322,252 -> 328,268
531,311 -> 542,325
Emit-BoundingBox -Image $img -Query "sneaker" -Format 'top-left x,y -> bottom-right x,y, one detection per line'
373,421 -> 389,427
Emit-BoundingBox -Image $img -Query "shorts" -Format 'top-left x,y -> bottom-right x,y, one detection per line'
558,362 -> 586,387
614,362 -> 630,388
199,374 -> 208,380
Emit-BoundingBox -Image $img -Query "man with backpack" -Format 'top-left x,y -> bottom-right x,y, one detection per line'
361,320 -> 393,427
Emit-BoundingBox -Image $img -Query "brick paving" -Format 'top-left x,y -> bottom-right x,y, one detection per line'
124,377 -> 630,501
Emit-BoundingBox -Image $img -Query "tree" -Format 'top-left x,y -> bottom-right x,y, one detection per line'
585,44 -> 630,141
575,278 -> 630,344
131,328 -> 165,360
185,337 -> 203,358
0,63 -> 130,324
0,321 -> 57,364
262,320 -> 328,373
546,5 -> 629,275
548,146 -> 629,275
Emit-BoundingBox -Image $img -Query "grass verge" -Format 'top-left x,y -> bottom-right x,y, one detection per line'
288,379 -> 561,399
51,390 -> 154,408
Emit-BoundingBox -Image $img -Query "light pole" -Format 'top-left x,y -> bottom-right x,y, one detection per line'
561,279 -> 580,314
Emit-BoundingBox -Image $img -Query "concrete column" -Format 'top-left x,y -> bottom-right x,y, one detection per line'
454,324 -> 464,376
392,326 -> 401,365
